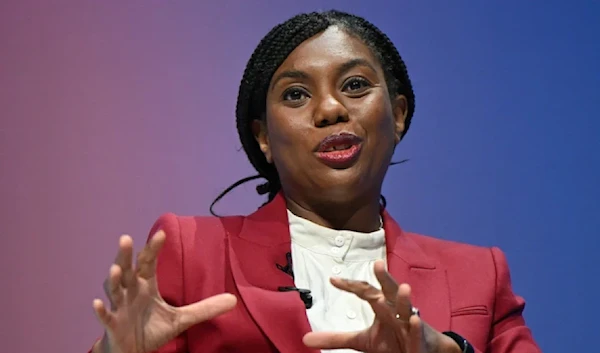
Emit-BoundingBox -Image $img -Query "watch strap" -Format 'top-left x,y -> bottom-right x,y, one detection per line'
442,331 -> 474,353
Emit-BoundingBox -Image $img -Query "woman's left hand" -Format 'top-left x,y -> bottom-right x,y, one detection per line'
302,260 -> 461,353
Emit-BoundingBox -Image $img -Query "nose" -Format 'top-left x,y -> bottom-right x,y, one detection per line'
313,94 -> 349,127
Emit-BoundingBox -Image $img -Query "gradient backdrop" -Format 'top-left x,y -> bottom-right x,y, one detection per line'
2,1 -> 599,352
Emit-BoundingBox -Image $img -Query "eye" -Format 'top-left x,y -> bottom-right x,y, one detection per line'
342,77 -> 371,93
282,87 -> 309,102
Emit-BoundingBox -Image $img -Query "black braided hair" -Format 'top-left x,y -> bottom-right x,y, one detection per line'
210,9 -> 415,216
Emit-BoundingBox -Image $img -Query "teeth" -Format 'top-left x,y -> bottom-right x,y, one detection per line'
325,145 -> 351,152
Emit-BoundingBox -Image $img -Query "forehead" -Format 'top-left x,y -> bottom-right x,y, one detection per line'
275,26 -> 380,73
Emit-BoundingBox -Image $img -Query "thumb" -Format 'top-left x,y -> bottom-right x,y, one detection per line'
303,330 -> 365,351
176,293 -> 237,330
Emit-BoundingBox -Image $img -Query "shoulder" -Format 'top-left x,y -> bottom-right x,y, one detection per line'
145,212 -> 247,305
403,231 -> 512,287
404,232 -> 516,313
147,212 -> 246,258
405,231 -> 497,266
149,212 -> 231,234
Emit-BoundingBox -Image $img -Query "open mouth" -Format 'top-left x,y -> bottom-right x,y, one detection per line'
314,132 -> 363,168
322,144 -> 353,152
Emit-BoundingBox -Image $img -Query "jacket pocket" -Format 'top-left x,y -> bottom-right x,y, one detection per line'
451,305 -> 488,317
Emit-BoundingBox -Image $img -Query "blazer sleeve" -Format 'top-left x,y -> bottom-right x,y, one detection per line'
87,213 -> 188,353
487,247 -> 541,353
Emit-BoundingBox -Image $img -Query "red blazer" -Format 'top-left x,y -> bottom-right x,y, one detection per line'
91,193 -> 541,353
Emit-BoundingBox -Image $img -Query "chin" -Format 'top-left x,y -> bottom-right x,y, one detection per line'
313,171 -> 372,202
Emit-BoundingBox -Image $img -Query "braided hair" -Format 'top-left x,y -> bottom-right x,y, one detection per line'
210,10 -> 415,215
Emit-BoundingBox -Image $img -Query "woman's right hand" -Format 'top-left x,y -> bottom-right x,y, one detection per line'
91,230 -> 237,353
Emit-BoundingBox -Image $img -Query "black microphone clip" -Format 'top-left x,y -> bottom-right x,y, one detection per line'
276,252 -> 312,309
277,286 -> 313,309
276,252 -> 294,278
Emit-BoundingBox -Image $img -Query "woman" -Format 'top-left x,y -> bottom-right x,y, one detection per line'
89,10 -> 541,353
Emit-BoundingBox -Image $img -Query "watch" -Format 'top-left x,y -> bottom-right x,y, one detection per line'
442,331 -> 474,353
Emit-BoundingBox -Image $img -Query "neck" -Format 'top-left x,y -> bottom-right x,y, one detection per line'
284,193 -> 382,233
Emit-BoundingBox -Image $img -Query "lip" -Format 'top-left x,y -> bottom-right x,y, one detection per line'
314,132 -> 363,169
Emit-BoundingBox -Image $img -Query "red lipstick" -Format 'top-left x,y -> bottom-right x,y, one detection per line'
314,132 -> 363,168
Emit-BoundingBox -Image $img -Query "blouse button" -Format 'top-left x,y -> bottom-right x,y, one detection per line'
334,235 -> 345,247
332,265 -> 341,275
346,310 -> 357,319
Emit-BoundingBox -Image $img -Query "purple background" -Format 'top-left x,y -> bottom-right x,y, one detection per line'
2,1 -> 598,352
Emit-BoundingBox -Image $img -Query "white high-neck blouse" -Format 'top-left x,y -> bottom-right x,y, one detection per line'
287,210 -> 387,353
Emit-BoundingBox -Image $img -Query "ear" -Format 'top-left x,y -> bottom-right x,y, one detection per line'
392,95 -> 408,145
251,119 -> 273,163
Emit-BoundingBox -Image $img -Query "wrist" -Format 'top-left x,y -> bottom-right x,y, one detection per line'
438,333 -> 462,353
91,339 -> 103,353
92,334 -> 112,353
441,331 -> 474,353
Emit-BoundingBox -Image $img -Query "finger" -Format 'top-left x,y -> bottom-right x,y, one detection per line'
373,260 -> 399,305
303,330 -> 365,351
330,277 -> 381,303
92,298 -> 113,327
136,230 -> 166,279
395,283 -> 413,323
330,277 -> 398,325
103,264 -> 124,310
114,235 -> 135,288
176,293 -> 238,331
407,314 -> 424,353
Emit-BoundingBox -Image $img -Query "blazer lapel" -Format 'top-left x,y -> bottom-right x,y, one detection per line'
224,194 -> 318,353
382,210 -> 451,332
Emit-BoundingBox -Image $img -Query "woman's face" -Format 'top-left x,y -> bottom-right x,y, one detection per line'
254,26 -> 408,204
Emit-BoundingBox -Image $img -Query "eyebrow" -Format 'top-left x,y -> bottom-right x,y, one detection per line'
335,58 -> 378,78
270,70 -> 309,90
270,58 -> 378,91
